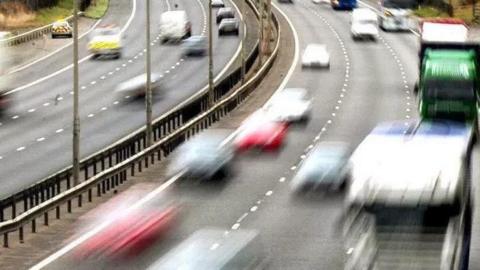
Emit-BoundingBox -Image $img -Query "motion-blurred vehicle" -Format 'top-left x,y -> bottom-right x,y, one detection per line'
291,142 -> 350,192
182,35 -> 207,56
88,25 -> 123,59
216,7 -> 235,24
212,0 -> 225,7
278,0 -> 294,3
378,0 -> 416,31
416,19 -> 479,124
74,185 -> 179,260
0,90 -> 11,113
234,110 -> 288,152
51,20 -> 73,38
301,44 -> 330,68
114,73 -> 162,98
344,119 -> 474,270
159,10 -> 192,43
168,131 -> 234,180
0,31 -> 12,39
351,8 -> 379,41
264,88 -> 312,123
218,18 -> 240,36
331,0 -> 357,10
148,228 -> 266,270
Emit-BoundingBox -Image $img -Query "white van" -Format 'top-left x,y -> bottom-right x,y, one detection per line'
159,10 -> 192,43
351,8 -> 379,40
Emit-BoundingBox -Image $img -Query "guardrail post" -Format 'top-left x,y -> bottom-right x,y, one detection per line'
88,189 -> 93,202
97,184 -> 101,197
4,232 -> 8,247
101,157 -> 105,171
56,206 -> 60,219
19,226 -> 24,243
44,212 -> 49,226
67,200 -> 72,213
0,205 -> 4,222
32,218 -> 36,233
93,162 -> 97,175
23,193 -> 28,213
11,201 -> 16,219
78,194 -> 82,207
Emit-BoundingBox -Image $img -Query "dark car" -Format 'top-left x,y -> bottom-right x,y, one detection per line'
216,7 -> 235,24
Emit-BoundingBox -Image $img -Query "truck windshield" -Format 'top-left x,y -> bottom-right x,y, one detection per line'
424,79 -> 476,101
382,0 -> 417,9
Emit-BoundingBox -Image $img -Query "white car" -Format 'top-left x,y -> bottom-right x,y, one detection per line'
160,10 -> 192,43
301,44 -> 330,68
264,88 -> 312,122
114,73 -> 162,97
351,8 -> 379,40
212,0 -> 225,7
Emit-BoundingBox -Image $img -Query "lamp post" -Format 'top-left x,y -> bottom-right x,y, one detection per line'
208,0 -> 214,106
146,0 -> 153,147
72,0 -> 80,186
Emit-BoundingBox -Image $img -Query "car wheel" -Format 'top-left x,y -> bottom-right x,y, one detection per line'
234,29 -> 239,35
115,52 -> 122,59
219,30 -> 223,36
51,34 -> 56,39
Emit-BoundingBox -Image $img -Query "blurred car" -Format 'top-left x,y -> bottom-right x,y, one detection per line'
168,131 -> 234,180
219,18 -> 240,36
301,44 -> 330,68
278,0 -> 294,2
234,110 -> 288,152
182,35 -> 207,56
0,91 -> 11,113
159,10 -> 192,43
51,20 -> 73,38
114,73 -> 162,97
212,0 -> 225,7
290,142 -> 351,192
351,8 -> 379,40
148,228 -> 265,270
74,185 -> 179,260
265,88 -> 312,123
88,26 -> 123,59
216,7 -> 235,24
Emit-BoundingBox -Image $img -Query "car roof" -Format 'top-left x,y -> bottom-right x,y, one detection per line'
305,43 -> 327,51
219,7 -> 233,12
221,18 -> 238,24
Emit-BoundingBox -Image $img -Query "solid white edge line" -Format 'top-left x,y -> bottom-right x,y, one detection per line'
165,0 -> 172,11
357,0 -> 420,36
29,172 -> 183,270
7,19 -> 103,75
7,0 -> 138,96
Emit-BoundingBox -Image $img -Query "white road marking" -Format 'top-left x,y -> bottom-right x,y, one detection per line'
231,223 -> 240,230
28,108 -> 36,113
55,129 -> 64,133
250,206 -> 258,212
36,137 -> 46,142
279,177 -> 286,182
87,114 -> 94,118
12,115 -> 19,119
237,213 -> 248,223
16,146 -> 26,151
265,190 -> 273,196
43,102 -> 50,106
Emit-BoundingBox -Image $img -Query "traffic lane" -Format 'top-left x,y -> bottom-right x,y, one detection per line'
235,1 -> 416,269
5,0 -> 140,89
0,0 -> 228,137
0,17 -> 246,198
0,0 -> 214,147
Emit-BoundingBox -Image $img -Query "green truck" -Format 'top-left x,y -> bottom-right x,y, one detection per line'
416,20 -> 479,123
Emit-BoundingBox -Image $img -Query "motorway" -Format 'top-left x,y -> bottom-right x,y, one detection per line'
24,0 -> 450,269
0,0 -> 250,197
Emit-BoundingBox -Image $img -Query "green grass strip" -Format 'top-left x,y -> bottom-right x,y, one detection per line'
84,0 -> 109,19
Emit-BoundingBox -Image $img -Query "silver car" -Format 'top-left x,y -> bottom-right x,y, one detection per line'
219,18 -> 240,36
291,142 -> 351,192
168,131 -> 234,180
182,36 -> 207,56
114,73 -> 162,97
148,228 -> 266,270
264,88 -> 312,123
216,7 -> 235,24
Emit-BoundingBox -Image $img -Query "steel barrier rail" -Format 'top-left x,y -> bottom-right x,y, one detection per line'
0,0 -> 261,225
0,1 -> 280,247
0,13 -> 82,47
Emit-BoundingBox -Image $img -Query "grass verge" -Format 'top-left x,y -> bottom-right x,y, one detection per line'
34,0 -> 73,26
84,0 -> 109,19
413,4 -> 474,24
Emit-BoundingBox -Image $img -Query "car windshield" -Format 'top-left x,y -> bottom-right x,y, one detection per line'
382,0 -> 417,9
424,79 -> 475,101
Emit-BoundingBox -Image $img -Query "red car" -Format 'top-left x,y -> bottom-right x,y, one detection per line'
75,206 -> 177,260
234,110 -> 288,152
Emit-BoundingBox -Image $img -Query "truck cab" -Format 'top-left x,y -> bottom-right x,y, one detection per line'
419,49 -> 478,120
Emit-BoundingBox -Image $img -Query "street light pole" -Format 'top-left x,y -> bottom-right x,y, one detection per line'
208,0 -> 214,106
259,0 -> 264,65
146,0 -> 153,147
241,0 -> 246,84
72,0 -> 80,186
